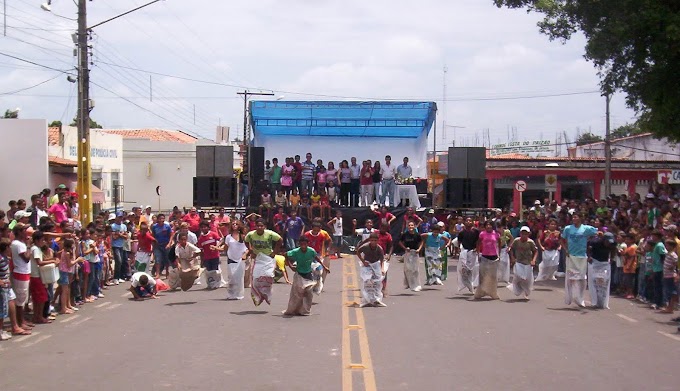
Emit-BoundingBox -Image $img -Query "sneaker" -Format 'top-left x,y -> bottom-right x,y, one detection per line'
374,300 -> 387,307
412,286 -> 422,292
0,330 -> 12,340
97,293 -> 105,298
114,280 -> 120,285
435,278 -> 443,286
118,279 -> 125,283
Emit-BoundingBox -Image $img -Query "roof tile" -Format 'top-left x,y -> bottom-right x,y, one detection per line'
102,129 -> 197,144
48,155 -> 77,167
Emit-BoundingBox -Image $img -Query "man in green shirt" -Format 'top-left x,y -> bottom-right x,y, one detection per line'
283,237 -> 328,316
270,158 -> 282,194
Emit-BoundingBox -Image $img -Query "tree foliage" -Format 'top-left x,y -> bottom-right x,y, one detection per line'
576,132 -> 603,146
49,120 -> 62,128
610,122 -> 645,140
70,117 -> 103,129
493,0 -> 680,141
3,109 -> 18,119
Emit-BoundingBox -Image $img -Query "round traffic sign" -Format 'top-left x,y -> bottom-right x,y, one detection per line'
515,180 -> 527,192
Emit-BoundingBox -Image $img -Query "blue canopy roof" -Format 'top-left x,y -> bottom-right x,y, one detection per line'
250,101 -> 437,138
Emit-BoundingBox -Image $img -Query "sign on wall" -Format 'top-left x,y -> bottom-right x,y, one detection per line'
490,140 -> 555,157
545,174 -> 557,192
658,170 -> 680,185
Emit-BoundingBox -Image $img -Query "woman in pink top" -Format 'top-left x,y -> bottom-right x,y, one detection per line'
281,158 -> 295,196
474,221 -> 501,300
316,167 -> 327,193
48,193 -> 69,224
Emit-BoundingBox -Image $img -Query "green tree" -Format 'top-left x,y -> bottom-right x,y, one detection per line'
493,0 -> 680,141
49,120 -> 62,128
576,132 -> 603,146
70,117 -> 103,129
3,109 -> 19,119
610,122 -> 645,140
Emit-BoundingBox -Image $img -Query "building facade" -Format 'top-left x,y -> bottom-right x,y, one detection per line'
0,119 -> 49,205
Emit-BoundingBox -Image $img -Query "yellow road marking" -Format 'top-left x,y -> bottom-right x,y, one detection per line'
341,259 -> 353,391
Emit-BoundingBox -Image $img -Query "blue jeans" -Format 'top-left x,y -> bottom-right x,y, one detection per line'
112,246 -> 127,280
301,179 -> 314,196
153,244 -> 170,270
381,179 -> 396,207
88,262 -> 100,296
240,183 -> 250,207
637,263 -> 647,298
285,236 -> 298,251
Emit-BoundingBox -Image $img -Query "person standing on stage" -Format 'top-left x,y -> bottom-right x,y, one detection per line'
360,160 -> 374,207
301,153 -> 316,197
380,156 -> 397,207
349,157 -> 361,207
561,214 -> 598,307
396,157 -> 412,207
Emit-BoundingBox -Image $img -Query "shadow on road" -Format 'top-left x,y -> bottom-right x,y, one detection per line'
505,298 -> 530,303
164,301 -> 197,306
547,307 -> 588,313
230,310 -> 269,315
446,296 -> 472,301
392,293 -> 416,297
533,288 -> 553,292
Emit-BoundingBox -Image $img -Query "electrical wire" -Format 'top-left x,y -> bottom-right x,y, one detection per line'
0,51 -> 74,74
0,73 -> 63,95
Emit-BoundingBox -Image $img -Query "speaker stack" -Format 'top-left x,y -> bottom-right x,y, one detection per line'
193,145 -> 236,207
445,147 -> 488,208
247,147 -> 266,207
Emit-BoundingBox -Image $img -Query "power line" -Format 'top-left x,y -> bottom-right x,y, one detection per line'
0,73 -> 63,95
0,51 -> 74,73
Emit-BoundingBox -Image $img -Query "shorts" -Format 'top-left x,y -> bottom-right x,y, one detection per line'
58,271 -> 71,286
0,286 -> 11,319
663,277 -> 678,298
135,251 -> 152,272
29,277 -> 48,303
12,277 -> 30,306
333,235 -> 342,249
204,258 -> 220,271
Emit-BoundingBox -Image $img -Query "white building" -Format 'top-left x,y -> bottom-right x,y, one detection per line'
102,129 -> 209,212
48,126 -> 123,209
0,119 -> 49,206
573,133 -> 680,160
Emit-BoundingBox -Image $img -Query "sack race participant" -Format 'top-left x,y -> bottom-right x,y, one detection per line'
536,219 -> 561,282
167,266 -> 181,290
216,221 -> 249,299
376,223 -> 394,296
562,215 -> 598,307
587,229 -> 616,309
356,233 -> 387,307
135,222 -> 156,273
508,227 -> 538,299
273,255 -> 291,284
399,221 -> 422,291
283,237 -> 329,316
421,225 -> 449,286
475,221 -> 501,300
456,218 -> 480,294
197,221 -> 224,290
245,219 -> 283,306
303,222 -> 332,294
497,223 -> 513,284
128,272 -> 158,301
174,233 -> 203,291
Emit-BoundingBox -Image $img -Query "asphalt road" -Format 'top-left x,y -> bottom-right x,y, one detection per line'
1,255 -> 678,391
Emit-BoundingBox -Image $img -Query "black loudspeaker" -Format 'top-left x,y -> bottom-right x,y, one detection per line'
193,177 -> 237,207
249,147 -> 265,181
447,147 -> 486,179
445,178 -> 488,208
196,145 -> 234,177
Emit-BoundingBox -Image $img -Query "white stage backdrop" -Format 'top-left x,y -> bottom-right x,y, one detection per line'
254,133 -> 428,178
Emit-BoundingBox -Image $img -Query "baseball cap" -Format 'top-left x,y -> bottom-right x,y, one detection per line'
534,200 -> 541,205
428,209 -> 435,214
57,184 -> 66,189
116,211 -> 124,217
646,193 -> 656,199
108,213 -> 116,221
437,221 -> 445,227
15,210 -> 31,219
520,226 -> 531,233
145,205 -> 152,209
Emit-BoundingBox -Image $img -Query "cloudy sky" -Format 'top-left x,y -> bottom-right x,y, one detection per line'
0,0 -> 636,150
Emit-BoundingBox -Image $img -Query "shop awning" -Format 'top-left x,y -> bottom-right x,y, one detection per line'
91,184 -> 105,204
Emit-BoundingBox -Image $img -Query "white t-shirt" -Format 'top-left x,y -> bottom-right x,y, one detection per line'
380,163 -> 397,180
333,217 -> 343,236
356,228 -> 376,242
30,245 -> 42,278
224,235 -> 248,261
11,240 -> 30,275
131,272 -> 156,288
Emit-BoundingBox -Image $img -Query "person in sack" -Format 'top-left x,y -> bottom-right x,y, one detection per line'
303,221 -> 332,293
474,221 -> 501,300
197,220 -> 223,289
535,219 -> 561,282
586,225 -> 616,309
283,236 -> 329,316
215,221 -> 249,300
173,233 -> 202,292
420,224 -> 449,286
244,219 -> 283,306
356,233 -> 387,307
128,272 -> 158,301
399,221 -> 422,292
456,217 -> 480,294
497,222 -> 513,284
561,214 -> 598,307
508,226 -> 537,300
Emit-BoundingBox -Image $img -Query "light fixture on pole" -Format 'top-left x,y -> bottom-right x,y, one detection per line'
40,1 -> 51,12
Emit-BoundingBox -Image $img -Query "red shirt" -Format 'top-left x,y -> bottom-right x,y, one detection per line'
360,166 -> 373,186
273,213 -> 287,232
303,230 -> 331,256
197,231 -> 221,260
182,213 -> 201,232
374,211 -> 395,226
377,232 -> 393,253
137,231 -> 155,253
293,162 -> 303,182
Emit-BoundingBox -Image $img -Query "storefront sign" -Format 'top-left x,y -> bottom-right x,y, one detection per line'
545,174 -> 557,192
658,170 -> 680,185
69,146 -> 119,159
490,140 -> 555,157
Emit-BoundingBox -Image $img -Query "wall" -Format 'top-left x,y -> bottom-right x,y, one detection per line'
0,119 -> 48,205
575,134 -> 680,160
122,139 -> 198,211
253,133 -> 429,177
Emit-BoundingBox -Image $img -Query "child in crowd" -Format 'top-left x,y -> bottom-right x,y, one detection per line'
289,189 -> 301,211
259,189 -> 273,220
272,207 -> 287,235
660,240 -> 678,313
316,166 -> 327,193
58,239 -> 83,314
79,228 -> 97,302
275,190 -> 288,210
299,191 -> 310,219
622,234 -> 638,299
319,189 -> 331,220
284,210 -> 305,250
614,233 -> 626,293
135,222 -> 155,273
328,210 -> 344,259
244,213 -> 260,232
30,231 -> 57,323
310,189 -> 321,219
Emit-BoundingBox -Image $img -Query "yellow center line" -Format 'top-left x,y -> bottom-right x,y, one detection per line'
351,259 -> 377,391
341,258 -> 353,391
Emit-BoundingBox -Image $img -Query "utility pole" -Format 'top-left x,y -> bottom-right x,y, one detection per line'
236,90 -> 274,204
604,94 -> 612,197
76,0 -> 92,224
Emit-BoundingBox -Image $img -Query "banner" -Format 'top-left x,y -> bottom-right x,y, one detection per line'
490,140 -> 555,157
658,170 -> 680,185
